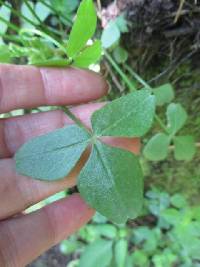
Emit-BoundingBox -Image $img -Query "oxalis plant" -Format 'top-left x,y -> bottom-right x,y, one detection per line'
10,0 -> 195,224
12,0 -> 154,224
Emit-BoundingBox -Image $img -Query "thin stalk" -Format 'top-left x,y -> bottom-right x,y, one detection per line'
20,28 -> 67,55
104,51 -> 136,91
0,1 -> 39,28
38,0 -> 72,26
125,64 -> 152,90
61,107 -> 91,134
23,0 -> 43,25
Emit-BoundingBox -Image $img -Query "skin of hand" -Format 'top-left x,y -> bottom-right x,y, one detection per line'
0,64 -> 140,267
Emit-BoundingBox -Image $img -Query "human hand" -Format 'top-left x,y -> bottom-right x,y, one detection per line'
0,64 -> 140,266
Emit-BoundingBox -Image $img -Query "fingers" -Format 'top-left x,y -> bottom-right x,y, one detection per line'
0,64 -> 108,113
0,194 -> 94,267
0,103 -> 104,158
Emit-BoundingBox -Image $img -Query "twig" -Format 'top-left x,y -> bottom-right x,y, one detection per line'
174,0 -> 186,23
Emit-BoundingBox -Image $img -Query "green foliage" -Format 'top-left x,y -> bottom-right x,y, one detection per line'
78,141 -> 143,223
15,88 -> 155,223
174,135 -> 196,161
15,125 -> 90,180
92,90 -> 155,137
143,102 -> 196,161
166,103 -> 188,135
143,133 -> 170,161
73,40 -> 102,68
59,188 -> 200,267
66,0 -> 97,58
101,15 -> 128,49
113,46 -> 128,64
153,83 -> 175,106
79,239 -> 113,267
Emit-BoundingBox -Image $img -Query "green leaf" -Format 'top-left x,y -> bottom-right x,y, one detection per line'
15,125 -> 90,181
66,0 -> 97,58
113,46 -> 128,64
153,83 -> 174,106
101,21 -> 120,49
0,2 -> 11,34
114,239 -> 128,267
79,239 -> 113,267
166,103 -> 188,135
174,135 -> 196,161
78,141 -> 143,224
0,45 -> 12,63
143,133 -> 170,161
92,90 -> 156,137
170,194 -> 187,208
73,40 -> 102,68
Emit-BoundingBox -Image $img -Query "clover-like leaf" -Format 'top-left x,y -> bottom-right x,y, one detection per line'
66,0 -> 97,58
91,90 -> 155,137
78,141 -> 143,224
73,40 -> 102,68
166,103 -> 187,135
15,125 -> 90,180
174,135 -> 196,161
143,133 -> 170,161
153,83 -> 174,106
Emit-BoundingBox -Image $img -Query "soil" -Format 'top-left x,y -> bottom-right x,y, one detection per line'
28,245 -> 69,267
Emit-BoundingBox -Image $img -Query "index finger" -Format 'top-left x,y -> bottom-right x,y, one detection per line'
0,64 -> 108,113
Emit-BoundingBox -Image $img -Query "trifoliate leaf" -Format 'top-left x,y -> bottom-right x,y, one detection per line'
66,0 -> 97,58
73,40 -> 102,68
153,83 -> 174,106
92,90 -> 155,137
78,141 -> 143,224
15,125 -> 90,180
143,133 -> 170,161
79,239 -> 113,267
101,21 -> 120,49
166,103 -> 187,135
174,135 -> 196,161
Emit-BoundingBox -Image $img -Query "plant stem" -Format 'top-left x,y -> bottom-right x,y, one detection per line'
104,51 -> 136,91
61,107 -> 91,134
38,0 -> 72,26
124,64 -> 152,90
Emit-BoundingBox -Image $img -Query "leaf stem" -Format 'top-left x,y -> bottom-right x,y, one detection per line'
61,106 -> 91,134
104,51 -> 136,91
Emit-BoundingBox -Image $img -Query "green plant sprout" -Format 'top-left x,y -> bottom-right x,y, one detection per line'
0,0 -> 196,224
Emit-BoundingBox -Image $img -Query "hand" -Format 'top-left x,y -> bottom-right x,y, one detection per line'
0,64 -> 140,266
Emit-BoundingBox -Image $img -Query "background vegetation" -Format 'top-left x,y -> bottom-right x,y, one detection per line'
0,0 -> 200,266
